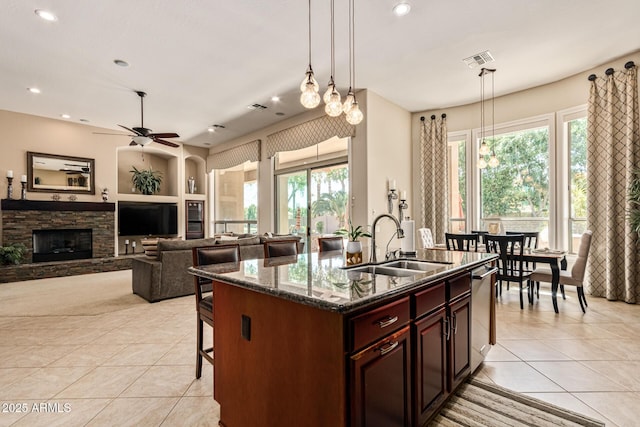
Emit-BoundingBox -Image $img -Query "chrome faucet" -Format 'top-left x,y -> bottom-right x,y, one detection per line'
370,213 -> 405,263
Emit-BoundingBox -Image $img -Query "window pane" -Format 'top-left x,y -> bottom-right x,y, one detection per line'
480,126 -> 549,247
448,139 -> 466,232
276,170 -> 308,237
214,161 -> 258,234
569,117 -> 587,253
311,164 -> 349,235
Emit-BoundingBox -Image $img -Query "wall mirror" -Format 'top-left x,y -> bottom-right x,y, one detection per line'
27,152 -> 95,195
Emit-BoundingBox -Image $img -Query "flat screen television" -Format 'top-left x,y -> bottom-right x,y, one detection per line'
118,202 -> 178,237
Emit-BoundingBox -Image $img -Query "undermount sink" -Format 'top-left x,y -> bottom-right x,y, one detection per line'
346,260 -> 451,277
382,260 -> 450,272
347,265 -> 416,277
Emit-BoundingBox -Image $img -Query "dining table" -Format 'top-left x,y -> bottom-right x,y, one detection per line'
433,243 -> 568,313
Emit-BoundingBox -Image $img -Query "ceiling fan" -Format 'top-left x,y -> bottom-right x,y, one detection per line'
95,91 -> 180,148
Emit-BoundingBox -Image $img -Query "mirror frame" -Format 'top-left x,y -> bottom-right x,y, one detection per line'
27,151 -> 96,195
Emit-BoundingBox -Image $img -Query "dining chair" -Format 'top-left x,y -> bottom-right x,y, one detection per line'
418,227 -> 435,248
445,232 -> 479,252
192,244 -> 241,379
471,230 -> 489,244
529,230 -> 592,313
264,239 -> 299,258
505,231 -> 540,293
485,234 -> 532,309
317,236 -> 344,252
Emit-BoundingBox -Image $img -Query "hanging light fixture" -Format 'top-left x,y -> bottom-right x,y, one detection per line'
478,67 -> 497,168
344,0 -> 363,125
324,0 -> 342,117
300,0 -> 320,109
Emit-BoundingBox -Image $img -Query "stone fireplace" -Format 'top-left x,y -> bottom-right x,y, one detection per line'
1,199 -> 115,263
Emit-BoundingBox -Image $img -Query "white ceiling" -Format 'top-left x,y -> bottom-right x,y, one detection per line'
1,0 -> 639,148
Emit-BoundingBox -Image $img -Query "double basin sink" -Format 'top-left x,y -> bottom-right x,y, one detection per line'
345,259 -> 450,277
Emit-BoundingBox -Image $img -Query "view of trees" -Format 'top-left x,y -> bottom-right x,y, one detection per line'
481,127 -> 550,218
570,118 -> 587,219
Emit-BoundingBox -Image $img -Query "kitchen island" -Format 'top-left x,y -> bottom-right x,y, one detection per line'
189,249 -> 497,427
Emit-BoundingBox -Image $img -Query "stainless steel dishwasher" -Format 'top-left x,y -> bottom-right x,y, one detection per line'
470,263 -> 498,372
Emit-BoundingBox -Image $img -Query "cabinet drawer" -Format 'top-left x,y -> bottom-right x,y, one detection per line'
349,297 -> 410,352
448,273 -> 471,301
415,281 -> 446,319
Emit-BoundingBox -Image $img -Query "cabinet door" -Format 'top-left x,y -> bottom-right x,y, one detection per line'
186,200 -> 204,239
414,307 -> 448,426
449,295 -> 471,391
350,326 -> 412,427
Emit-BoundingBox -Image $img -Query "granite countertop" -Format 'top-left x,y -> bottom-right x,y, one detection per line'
188,248 -> 497,314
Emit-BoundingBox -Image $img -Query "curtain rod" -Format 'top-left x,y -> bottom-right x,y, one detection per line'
420,113 -> 446,121
588,61 -> 635,81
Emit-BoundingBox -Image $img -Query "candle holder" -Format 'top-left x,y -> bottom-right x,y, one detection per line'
398,198 -> 408,222
6,177 -> 13,199
124,241 -> 129,255
20,181 -> 27,200
387,189 -> 398,214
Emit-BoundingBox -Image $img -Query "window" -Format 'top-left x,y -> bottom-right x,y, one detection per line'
447,135 -> 467,232
213,161 -> 258,234
275,137 -> 349,250
476,117 -> 552,247
568,117 -> 587,253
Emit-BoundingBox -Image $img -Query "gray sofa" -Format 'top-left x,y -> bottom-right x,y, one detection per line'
132,234 -> 303,302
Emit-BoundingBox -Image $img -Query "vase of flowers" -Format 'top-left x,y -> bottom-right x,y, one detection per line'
336,219 -> 371,265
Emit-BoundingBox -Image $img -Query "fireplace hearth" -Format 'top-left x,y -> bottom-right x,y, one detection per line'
32,229 -> 93,262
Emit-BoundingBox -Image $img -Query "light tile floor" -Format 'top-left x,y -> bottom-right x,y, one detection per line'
0,270 -> 638,426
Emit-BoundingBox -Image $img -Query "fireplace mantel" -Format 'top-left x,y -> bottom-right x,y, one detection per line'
1,199 -> 114,212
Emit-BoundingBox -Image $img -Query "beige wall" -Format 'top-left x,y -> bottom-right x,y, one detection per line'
0,109 -> 208,247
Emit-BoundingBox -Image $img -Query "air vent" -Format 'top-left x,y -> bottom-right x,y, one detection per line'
248,103 -> 267,111
463,51 -> 495,68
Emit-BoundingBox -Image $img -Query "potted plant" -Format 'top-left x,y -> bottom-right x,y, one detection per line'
335,219 -> 371,265
131,166 -> 162,195
0,243 -> 26,265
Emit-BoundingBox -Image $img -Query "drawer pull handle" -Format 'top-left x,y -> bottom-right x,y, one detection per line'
377,341 -> 399,356
443,317 -> 450,341
376,316 -> 399,329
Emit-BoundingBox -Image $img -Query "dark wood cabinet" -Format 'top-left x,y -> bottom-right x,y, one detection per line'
449,295 -> 471,391
350,326 -> 412,427
414,307 -> 448,426
186,200 -> 204,239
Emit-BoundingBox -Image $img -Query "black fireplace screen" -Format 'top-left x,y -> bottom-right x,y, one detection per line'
32,229 -> 92,263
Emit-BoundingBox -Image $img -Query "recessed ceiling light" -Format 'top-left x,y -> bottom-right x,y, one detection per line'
271,96 -> 280,102
392,2 -> 411,16
27,87 -> 41,94
207,127 -> 215,133
34,9 -> 57,22
113,59 -> 129,67
60,114 -> 71,119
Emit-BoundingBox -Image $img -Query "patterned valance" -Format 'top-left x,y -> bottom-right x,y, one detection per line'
209,140 -> 261,170
266,115 -> 356,158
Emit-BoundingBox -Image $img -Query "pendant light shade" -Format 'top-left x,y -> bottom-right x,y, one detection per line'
345,101 -> 363,124
478,156 -> 488,169
300,0 -> 320,109
479,68 -> 497,167
325,89 -> 343,117
488,152 -> 500,168
343,88 -> 355,113
479,140 -> 490,155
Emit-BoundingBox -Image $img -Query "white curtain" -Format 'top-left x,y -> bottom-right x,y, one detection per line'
587,62 -> 640,302
419,114 -> 448,244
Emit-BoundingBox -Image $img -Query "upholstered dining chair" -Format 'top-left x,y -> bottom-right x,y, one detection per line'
485,233 -> 532,309
528,230 -> 592,313
192,244 -> 241,379
418,228 -> 435,248
317,236 -> 344,252
264,239 -> 299,258
445,232 -> 479,252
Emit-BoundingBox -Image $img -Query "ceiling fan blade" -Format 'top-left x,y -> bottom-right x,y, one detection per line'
119,125 -> 140,135
153,138 -> 180,148
93,131 -> 134,136
149,132 -> 179,138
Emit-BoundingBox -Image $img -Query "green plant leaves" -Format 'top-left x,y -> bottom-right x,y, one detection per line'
130,166 -> 162,195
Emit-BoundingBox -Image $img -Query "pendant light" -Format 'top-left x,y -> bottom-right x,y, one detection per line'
300,0 -> 320,109
487,69 -> 499,167
344,0 -> 363,125
478,67 -> 497,168
324,0 -> 342,117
